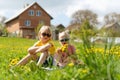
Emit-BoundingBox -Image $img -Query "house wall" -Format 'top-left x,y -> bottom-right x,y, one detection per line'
19,3 -> 51,28
6,18 -> 19,33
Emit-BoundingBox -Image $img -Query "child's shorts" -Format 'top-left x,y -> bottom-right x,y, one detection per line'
43,55 -> 53,67
37,55 -> 53,67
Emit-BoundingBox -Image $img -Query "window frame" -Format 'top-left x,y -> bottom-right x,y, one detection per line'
24,20 -> 31,27
36,10 -> 41,16
28,10 -> 34,16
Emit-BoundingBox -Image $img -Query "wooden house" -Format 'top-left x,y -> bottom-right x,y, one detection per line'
101,22 -> 120,37
52,24 -> 65,40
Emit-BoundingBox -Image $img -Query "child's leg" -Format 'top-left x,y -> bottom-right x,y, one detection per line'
54,53 -> 62,62
16,54 -> 38,66
37,51 -> 48,66
54,53 -> 64,67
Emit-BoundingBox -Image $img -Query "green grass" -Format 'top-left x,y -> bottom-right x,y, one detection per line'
1,37 -> 120,80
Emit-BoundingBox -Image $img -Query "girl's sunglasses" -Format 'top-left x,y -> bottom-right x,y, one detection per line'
42,33 -> 51,37
60,38 -> 69,42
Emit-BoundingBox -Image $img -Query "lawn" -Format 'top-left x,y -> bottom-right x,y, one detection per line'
0,37 -> 120,80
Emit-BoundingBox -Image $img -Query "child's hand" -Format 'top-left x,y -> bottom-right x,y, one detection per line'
56,48 -> 62,54
29,51 -> 37,55
58,62 -> 66,67
61,44 -> 68,52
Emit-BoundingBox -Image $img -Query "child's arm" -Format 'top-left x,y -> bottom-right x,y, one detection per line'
28,46 -> 39,54
28,41 -> 41,54
35,43 -> 52,53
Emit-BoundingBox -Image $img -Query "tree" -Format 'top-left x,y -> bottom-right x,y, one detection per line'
0,15 -> 6,30
0,15 -> 7,36
71,20 -> 98,41
35,23 -> 43,39
71,9 -> 98,26
104,12 -> 120,25
0,16 -> 6,25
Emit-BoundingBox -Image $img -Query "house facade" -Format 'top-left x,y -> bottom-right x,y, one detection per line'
5,2 -> 53,39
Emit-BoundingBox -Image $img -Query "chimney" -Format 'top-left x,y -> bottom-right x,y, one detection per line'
24,3 -> 29,8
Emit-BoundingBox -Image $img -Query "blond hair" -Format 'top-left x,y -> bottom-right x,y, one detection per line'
38,25 -> 52,39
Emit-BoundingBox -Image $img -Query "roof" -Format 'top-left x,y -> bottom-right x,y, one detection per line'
5,2 -> 53,23
56,24 -> 65,28
102,22 -> 120,29
101,22 -> 120,37
65,23 -> 81,30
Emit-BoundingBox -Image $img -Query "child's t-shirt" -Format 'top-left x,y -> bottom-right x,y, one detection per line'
34,40 -> 55,55
68,45 -> 75,55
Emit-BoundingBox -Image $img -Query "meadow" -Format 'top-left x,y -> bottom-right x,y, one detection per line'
0,37 -> 120,80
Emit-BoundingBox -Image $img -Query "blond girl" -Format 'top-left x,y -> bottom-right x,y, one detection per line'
17,25 -> 55,67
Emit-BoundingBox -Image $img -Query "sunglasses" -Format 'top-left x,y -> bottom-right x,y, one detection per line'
42,33 -> 51,37
60,38 -> 69,42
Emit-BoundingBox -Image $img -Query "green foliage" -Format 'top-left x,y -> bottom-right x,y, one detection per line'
35,23 -> 43,35
0,24 -> 8,36
0,37 -> 120,80
71,20 -> 120,80
71,20 -> 98,40
78,21 -> 120,79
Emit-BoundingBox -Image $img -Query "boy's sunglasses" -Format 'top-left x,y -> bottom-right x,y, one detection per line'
42,33 -> 51,37
60,38 -> 69,42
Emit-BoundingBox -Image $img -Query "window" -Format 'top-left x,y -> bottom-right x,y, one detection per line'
25,20 -> 31,26
36,10 -> 41,16
28,10 -> 34,16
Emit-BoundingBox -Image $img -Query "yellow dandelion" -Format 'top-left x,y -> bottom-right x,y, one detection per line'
68,62 -> 74,67
9,58 -> 19,66
81,69 -> 88,73
61,44 -> 68,52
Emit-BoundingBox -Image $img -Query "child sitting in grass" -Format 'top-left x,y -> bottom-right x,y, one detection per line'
16,25 -> 55,67
54,31 -> 77,67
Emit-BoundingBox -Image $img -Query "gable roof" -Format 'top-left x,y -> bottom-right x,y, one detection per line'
5,2 -> 53,23
56,24 -> 65,28
65,23 -> 81,30
101,22 -> 120,30
101,22 -> 120,37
